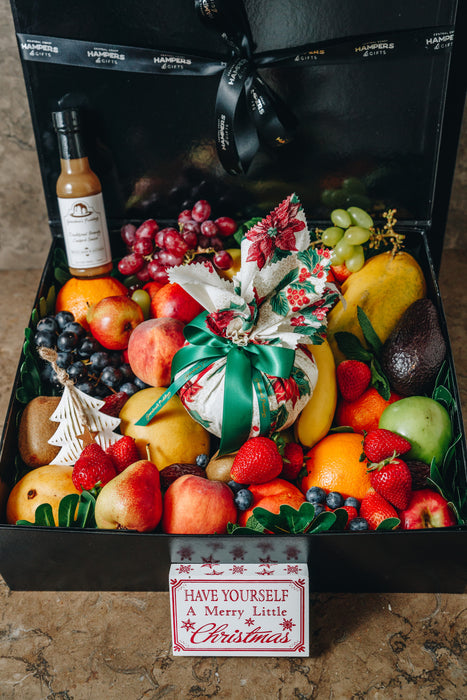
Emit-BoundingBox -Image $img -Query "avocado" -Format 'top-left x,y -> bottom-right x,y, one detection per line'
380,298 -> 446,396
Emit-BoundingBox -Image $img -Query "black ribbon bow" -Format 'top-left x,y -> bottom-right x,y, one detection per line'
195,0 -> 297,175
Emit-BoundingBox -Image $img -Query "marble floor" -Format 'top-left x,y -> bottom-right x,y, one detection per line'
0,250 -> 465,699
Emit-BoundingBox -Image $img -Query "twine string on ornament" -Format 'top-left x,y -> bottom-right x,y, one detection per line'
37,346 -> 121,463
38,345 -> 91,436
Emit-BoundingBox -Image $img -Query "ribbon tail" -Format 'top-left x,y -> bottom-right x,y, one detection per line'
218,345 -> 253,456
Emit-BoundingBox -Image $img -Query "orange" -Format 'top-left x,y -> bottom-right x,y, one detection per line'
335,387 -> 402,434
300,432 -> 372,500
55,276 -> 128,329
238,478 -> 305,527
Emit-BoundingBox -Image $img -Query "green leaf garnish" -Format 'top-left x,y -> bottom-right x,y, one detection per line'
375,517 -> 400,531
233,216 -> 262,246
16,489 -> 98,528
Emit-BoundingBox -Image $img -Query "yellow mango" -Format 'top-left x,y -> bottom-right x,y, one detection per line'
327,251 -> 426,364
294,339 -> 337,448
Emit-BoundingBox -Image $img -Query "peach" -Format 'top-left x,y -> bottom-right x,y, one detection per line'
162,474 -> 237,534
127,317 -> 185,387
238,478 -> 305,528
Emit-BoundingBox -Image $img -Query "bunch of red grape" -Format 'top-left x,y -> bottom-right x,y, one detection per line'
118,199 -> 237,285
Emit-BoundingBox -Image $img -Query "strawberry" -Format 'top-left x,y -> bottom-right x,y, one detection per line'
100,391 -> 129,417
336,360 -> 371,401
330,263 -> 352,284
280,442 -> 304,481
363,428 -> 411,463
339,504 -> 359,528
230,437 -> 283,485
72,443 -> 117,492
360,492 -> 399,530
106,435 -> 140,473
368,457 -> 412,510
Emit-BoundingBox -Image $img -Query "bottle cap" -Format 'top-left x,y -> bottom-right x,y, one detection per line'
52,109 -> 81,133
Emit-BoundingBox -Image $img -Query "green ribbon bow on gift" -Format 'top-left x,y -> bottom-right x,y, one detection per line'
135,311 -> 295,455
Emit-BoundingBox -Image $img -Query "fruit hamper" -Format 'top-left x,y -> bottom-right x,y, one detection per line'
0,0 -> 466,592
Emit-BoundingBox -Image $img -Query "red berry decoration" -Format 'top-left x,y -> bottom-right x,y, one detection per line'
337,359 -> 372,401
368,456 -> 412,510
362,428 -> 412,463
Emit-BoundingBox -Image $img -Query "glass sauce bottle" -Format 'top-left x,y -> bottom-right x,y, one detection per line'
52,109 -> 113,278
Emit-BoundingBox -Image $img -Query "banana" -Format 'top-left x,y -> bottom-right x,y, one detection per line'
294,339 -> 337,448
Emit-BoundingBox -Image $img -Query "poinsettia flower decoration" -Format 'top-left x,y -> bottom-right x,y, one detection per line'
245,195 -> 305,269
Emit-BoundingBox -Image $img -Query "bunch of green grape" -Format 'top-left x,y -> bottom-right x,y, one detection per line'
321,206 -> 374,272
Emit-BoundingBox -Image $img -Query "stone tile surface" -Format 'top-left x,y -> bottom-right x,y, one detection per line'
0,0 -> 466,695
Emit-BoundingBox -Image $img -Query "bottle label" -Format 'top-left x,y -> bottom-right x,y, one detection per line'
58,193 -> 112,268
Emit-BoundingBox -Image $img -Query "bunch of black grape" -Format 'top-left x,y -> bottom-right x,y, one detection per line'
34,311 -> 147,397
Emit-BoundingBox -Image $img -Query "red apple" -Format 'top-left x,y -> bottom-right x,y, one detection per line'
162,474 -> 237,534
127,317 -> 185,387
399,489 -> 457,529
87,295 -> 144,350
150,282 -> 204,323
94,459 -> 162,532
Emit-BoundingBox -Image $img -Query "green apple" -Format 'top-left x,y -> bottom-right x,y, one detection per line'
379,396 -> 452,466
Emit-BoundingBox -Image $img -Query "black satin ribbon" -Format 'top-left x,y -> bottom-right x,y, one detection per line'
17,5 -> 454,175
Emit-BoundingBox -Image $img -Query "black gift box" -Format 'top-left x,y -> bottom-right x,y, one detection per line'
0,0 -> 466,592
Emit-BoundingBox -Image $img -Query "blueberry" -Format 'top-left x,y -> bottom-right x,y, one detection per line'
234,489 -> 254,511
133,376 -> 149,390
57,331 -> 79,352
75,381 -> 96,396
67,361 -> 88,383
34,329 -> 56,349
195,453 -> 209,469
49,369 -> 64,390
349,517 -> 369,531
305,486 -> 326,505
120,363 -> 135,381
89,351 -> 110,372
108,351 -> 124,367
227,480 -> 248,494
326,491 -> 344,510
94,383 -> 111,398
56,351 -> 72,369
40,363 -> 53,383
55,310 -> 74,330
119,382 -> 138,397
100,366 -> 123,389
63,321 -> 86,338
77,336 -> 102,359
37,316 -> 58,334
344,497 -> 360,510
313,503 -> 325,517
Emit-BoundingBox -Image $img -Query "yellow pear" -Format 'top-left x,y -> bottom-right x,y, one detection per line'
119,387 -> 210,470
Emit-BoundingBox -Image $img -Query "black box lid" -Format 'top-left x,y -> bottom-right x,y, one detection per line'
9,0 -> 467,268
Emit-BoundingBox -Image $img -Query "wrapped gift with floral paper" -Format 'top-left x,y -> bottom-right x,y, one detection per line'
136,194 -> 339,455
